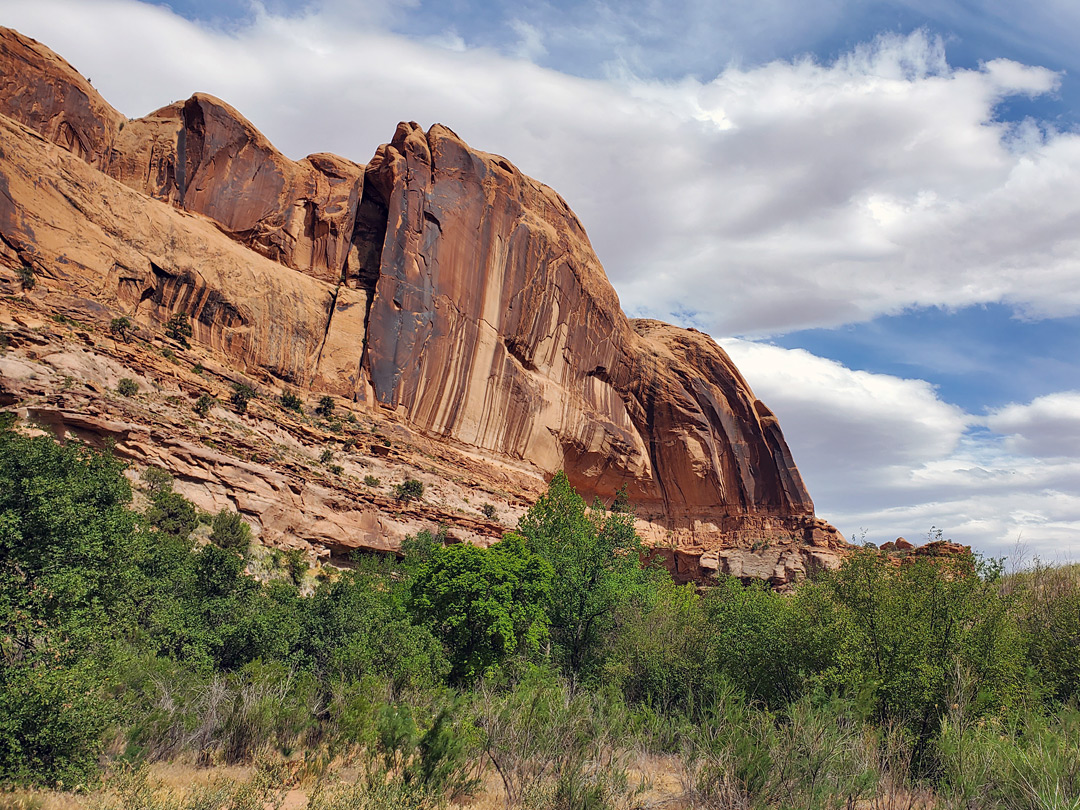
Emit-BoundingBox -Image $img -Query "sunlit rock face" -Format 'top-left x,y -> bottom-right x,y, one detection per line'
0,27 -> 847,585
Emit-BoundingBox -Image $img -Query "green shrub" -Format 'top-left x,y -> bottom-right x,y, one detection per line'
315,395 -> 335,418
231,382 -> 256,414
320,448 -> 333,464
16,263 -> 35,290
210,509 -> 252,551
110,316 -> 133,341
280,390 -> 303,413
164,312 -> 192,347
283,549 -> 308,586
364,475 -> 381,487
117,377 -> 139,396
146,491 -> 198,540
193,393 -> 214,418
394,477 -> 424,503
139,465 -> 173,495
481,502 -> 497,520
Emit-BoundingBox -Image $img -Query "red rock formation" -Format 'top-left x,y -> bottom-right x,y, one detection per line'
0,27 -> 847,583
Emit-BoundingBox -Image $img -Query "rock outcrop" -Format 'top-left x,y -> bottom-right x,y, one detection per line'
0,27 -> 847,585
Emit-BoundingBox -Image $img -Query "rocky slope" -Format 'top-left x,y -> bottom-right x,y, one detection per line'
0,27 -> 846,585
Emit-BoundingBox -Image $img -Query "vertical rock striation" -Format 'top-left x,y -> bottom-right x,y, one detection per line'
0,27 -> 846,583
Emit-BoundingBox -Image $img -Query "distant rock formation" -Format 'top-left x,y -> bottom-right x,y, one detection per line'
0,27 -> 846,585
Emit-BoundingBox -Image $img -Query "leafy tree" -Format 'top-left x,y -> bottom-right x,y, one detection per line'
517,471 -> 652,676
0,426 -> 141,783
117,377 -> 138,396
409,534 -> 553,682
110,316 -> 133,342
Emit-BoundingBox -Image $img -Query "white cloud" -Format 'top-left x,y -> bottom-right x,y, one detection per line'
722,339 -> 1080,560
987,392 -> 1080,459
4,7 -> 1077,335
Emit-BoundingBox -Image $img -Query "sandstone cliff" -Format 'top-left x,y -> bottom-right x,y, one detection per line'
0,27 -> 846,585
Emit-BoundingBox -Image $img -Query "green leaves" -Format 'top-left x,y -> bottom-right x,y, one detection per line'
409,534 -> 553,683
518,471 -> 652,677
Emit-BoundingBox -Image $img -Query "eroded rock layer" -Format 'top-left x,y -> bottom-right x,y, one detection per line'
0,27 -> 847,584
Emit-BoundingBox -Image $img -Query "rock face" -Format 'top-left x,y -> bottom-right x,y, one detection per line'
0,27 -> 847,585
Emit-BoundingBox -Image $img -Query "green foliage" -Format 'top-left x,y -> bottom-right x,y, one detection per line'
16,263 -> 35,290
301,566 -> 447,690
109,316 -> 132,341
319,448 -> 333,464
813,547 -> 1024,772
394,477 -> 424,503
517,471 -> 653,677
193,393 -> 214,418
363,474 -> 381,487
409,534 -> 553,682
164,312 -> 192,347
1011,562 -> 1080,704
117,377 -> 138,396
0,428 -> 139,784
283,549 -> 308,586
315,395 -> 335,418
231,382 -> 256,414
145,491 -> 198,540
280,390 -> 303,413
210,509 -> 251,551
481,502 -> 498,520
139,465 -> 173,495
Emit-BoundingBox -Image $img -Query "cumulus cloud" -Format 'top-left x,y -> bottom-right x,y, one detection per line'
987,392 -> 1080,458
722,339 -> 1080,560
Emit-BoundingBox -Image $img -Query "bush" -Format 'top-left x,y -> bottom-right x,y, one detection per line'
481,502 -> 498,520
320,448 -> 333,464
280,390 -> 303,413
16,263 -> 35,290
231,382 -> 256,414
315,395 -> 335,418
364,475 -> 381,487
193,393 -> 215,418
394,477 -> 424,503
110,316 -> 133,341
117,377 -> 139,396
210,509 -> 252,551
140,466 -> 174,495
164,312 -> 192,347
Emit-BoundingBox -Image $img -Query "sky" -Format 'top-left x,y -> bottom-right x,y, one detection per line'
2,0 -> 1078,562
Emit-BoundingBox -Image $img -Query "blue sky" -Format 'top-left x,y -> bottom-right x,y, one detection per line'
3,0 -> 1078,560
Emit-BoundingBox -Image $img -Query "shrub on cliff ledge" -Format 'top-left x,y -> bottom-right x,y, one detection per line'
165,312 -> 192,347
394,477 -> 424,503
231,382 -> 256,414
